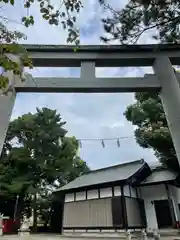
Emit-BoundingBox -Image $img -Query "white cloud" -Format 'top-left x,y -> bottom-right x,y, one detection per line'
2,0 -> 158,169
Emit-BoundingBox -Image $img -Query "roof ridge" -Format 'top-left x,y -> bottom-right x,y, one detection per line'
83,159 -> 145,176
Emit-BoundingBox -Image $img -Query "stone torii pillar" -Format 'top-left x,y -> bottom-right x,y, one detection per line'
0,55 -> 21,156
0,93 -> 16,155
153,56 -> 180,166
153,56 -> 180,224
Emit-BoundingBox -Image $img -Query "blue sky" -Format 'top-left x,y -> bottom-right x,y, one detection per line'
3,0 -> 158,169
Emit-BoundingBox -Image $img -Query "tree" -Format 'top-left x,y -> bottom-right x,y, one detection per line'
0,0 -> 82,92
124,92 -> 179,171
100,0 -> 180,44
98,0 -> 180,170
0,107 -> 89,230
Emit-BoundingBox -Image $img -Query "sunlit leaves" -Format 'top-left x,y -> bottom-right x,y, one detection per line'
22,16 -> 34,27
0,0 -> 82,92
10,0 -> 14,5
0,20 -> 32,92
100,0 -> 180,44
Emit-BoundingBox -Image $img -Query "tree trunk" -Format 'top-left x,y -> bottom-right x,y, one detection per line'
32,193 -> 38,232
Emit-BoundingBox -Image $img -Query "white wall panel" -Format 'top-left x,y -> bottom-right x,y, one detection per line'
65,193 -> 74,202
114,186 -> 121,196
124,185 -> 130,197
167,185 -> 180,221
100,187 -> 112,198
130,186 -> 137,198
76,191 -> 86,201
174,186 -> 180,203
87,189 -> 98,199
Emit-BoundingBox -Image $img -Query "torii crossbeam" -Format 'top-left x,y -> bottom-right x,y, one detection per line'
1,44 -> 180,168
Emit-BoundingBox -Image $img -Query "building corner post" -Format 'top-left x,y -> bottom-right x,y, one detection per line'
165,183 -> 176,228
153,56 -> 180,167
120,185 -> 128,229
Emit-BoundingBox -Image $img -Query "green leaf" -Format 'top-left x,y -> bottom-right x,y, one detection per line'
10,0 -> 14,5
24,1 -> 30,8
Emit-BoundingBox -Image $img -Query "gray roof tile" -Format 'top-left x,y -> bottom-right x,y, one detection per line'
57,159 -> 145,192
140,169 -> 178,185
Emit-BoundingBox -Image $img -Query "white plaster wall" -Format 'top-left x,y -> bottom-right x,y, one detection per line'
137,187 -> 141,198
114,186 -> 121,196
124,185 -> 130,197
65,193 -> 74,202
76,191 -> 86,201
168,185 -> 180,221
124,185 -> 137,197
87,189 -> 98,199
175,187 -> 180,203
100,187 -> 112,198
140,184 -> 168,231
130,186 -> 137,198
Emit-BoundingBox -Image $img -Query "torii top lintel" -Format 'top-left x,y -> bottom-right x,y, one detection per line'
21,44 -> 180,67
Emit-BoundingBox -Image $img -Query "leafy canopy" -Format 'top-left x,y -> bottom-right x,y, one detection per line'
124,92 -> 178,171
0,107 -> 90,196
98,0 -> 180,170
0,0 -> 82,92
100,0 -> 180,44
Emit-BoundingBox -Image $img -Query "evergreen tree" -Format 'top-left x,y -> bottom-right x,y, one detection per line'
124,92 -> 178,171
0,107 -> 89,230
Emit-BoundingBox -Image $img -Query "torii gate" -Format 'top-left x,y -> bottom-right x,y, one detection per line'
1,44 -> 180,166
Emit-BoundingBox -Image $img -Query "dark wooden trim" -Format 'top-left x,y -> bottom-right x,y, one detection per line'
120,185 -> 123,196
112,186 -> 114,197
50,193 -> 65,233
111,196 -> 123,228
121,186 -> 128,229
70,196 -> 114,203
135,187 -> 139,198
85,189 -> 88,200
129,185 -> 132,197
129,163 -> 151,185
98,189 -> 100,199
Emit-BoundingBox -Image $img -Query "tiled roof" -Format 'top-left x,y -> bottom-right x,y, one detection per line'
140,168 -> 178,185
57,159 -> 145,192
